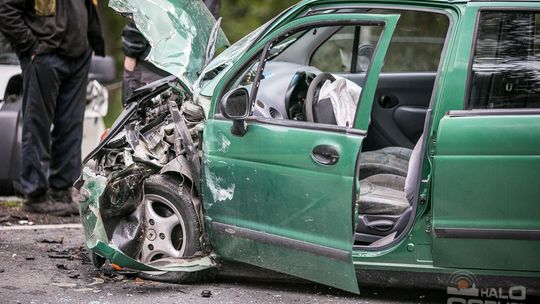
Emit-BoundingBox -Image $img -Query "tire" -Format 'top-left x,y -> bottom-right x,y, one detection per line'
137,174 -> 206,283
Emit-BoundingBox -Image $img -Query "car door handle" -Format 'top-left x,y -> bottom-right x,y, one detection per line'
311,145 -> 340,165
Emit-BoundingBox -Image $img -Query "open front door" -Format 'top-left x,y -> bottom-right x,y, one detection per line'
202,13 -> 399,294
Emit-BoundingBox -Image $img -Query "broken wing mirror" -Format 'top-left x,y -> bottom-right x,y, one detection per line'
220,87 -> 250,136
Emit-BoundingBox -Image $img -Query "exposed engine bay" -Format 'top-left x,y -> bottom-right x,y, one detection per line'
79,78 -> 214,273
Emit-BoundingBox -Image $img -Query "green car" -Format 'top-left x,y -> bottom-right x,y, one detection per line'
80,0 -> 540,297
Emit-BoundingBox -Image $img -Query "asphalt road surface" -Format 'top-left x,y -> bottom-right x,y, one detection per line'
0,199 -> 534,304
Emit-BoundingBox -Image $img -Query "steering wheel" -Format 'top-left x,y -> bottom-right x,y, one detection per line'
284,71 -> 316,120
304,72 -> 336,123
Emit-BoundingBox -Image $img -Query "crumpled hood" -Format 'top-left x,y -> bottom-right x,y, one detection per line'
110,0 -> 229,93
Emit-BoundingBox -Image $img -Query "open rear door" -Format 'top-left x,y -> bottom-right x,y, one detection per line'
203,13 -> 399,294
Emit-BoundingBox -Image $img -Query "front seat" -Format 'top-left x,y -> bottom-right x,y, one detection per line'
355,135 -> 424,245
359,146 -> 412,179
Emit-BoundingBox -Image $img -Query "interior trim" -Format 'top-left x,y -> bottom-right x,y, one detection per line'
212,222 -> 351,262
434,228 -> 540,240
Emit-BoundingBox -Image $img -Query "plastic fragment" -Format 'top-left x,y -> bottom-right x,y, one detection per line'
39,238 -> 64,244
88,277 -> 105,286
51,282 -> 77,288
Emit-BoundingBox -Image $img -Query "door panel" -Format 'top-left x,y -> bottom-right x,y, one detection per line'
343,73 -> 435,150
393,106 -> 427,142
202,14 -> 400,293
432,113 -> 540,271
203,120 -> 363,293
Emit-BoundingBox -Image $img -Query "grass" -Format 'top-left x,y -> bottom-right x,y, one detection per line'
0,198 -> 23,208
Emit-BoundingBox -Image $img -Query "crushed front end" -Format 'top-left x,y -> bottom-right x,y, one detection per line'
78,79 -> 214,274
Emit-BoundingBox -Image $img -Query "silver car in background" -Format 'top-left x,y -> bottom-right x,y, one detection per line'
0,42 -> 115,195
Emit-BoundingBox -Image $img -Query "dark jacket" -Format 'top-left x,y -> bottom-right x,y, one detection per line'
0,0 -> 104,58
121,21 -> 168,77
121,21 -> 150,60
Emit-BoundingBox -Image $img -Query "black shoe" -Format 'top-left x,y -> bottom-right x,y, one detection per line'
23,192 -> 73,217
49,187 -> 80,216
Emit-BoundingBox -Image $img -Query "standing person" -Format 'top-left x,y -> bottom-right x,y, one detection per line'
0,0 -> 105,216
121,21 -> 168,102
122,0 -> 221,102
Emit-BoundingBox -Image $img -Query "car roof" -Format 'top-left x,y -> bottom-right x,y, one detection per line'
298,0 -> 467,5
299,0 -> 540,5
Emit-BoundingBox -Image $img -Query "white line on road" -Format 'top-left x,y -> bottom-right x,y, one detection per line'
0,223 -> 82,231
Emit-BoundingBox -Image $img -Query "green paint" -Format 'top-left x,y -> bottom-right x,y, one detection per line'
82,0 -> 540,294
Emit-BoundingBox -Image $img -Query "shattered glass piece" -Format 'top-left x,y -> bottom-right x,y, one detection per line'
109,0 -> 229,92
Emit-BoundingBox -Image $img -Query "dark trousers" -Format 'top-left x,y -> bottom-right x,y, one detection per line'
20,50 -> 91,196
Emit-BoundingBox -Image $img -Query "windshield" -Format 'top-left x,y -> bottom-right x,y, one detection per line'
201,21 -> 270,77
194,20 -> 272,96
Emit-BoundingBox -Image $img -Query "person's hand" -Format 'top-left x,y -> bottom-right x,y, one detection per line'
124,56 -> 137,72
31,54 -> 35,61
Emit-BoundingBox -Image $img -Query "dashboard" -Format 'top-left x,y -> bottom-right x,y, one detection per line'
248,61 -> 321,120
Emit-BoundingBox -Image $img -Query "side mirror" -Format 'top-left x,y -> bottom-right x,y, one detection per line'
220,88 -> 250,136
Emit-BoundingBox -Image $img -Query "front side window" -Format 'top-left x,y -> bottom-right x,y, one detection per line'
311,25 -> 381,73
469,11 -> 540,109
221,23 -> 386,126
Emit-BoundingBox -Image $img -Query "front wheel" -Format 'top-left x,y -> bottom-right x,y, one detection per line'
137,174 -> 204,283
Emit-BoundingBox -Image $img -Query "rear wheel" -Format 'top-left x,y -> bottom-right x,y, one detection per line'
137,174 -> 204,283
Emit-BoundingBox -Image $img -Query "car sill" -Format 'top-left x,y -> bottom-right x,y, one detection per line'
212,222 -> 351,262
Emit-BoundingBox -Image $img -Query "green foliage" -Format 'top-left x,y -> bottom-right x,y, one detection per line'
221,0 -> 298,43
97,0 -> 127,79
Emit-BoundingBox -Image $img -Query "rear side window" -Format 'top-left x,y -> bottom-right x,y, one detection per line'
468,11 -> 540,109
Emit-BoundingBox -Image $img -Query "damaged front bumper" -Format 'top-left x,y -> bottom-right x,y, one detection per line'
80,167 -> 214,273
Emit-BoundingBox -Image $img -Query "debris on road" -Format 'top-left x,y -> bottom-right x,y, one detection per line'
47,249 -> 73,259
134,277 -> 145,286
201,289 -> 212,298
88,277 -> 105,286
51,282 -> 77,288
73,288 -> 95,293
69,273 -> 80,279
39,237 -> 64,244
